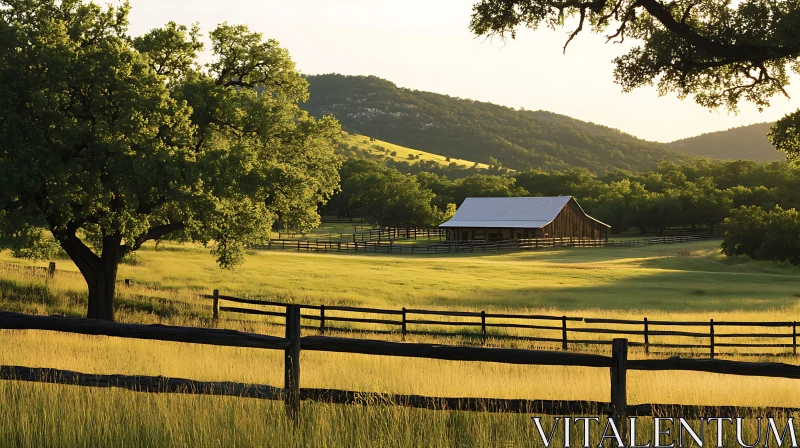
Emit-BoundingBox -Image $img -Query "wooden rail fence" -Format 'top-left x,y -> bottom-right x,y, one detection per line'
209,291 -> 800,358
3,310 -> 800,423
276,226 -> 446,244
254,234 -> 711,255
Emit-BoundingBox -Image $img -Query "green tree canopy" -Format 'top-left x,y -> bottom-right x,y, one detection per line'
0,0 -> 341,320
338,161 -> 447,227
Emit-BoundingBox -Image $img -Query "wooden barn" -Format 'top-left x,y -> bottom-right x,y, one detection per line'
439,196 -> 610,242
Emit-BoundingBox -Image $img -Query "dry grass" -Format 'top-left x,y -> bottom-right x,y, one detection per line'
1,240 -> 800,446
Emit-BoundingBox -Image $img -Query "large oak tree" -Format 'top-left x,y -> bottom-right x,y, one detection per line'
469,0 -> 800,159
0,0 -> 341,320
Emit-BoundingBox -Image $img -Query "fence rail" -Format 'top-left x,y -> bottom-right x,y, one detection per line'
275,226 -> 446,244
208,292 -> 799,358
3,310 -> 800,424
253,234 -> 712,255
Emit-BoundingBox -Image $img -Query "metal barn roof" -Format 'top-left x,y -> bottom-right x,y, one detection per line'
439,196 -> 608,228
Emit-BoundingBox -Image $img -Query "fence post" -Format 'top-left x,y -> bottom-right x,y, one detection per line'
320,304 -> 325,334
643,317 -> 649,355
710,319 -> 715,359
611,338 -> 628,439
481,311 -> 487,345
124,279 -> 130,287
212,289 -> 219,321
47,262 -> 56,279
561,316 -> 568,350
284,304 -> 301,421
794,321 -> 797,356
402,307 -> 407,340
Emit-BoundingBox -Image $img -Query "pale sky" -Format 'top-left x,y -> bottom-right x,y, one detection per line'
125,0 -> 797,142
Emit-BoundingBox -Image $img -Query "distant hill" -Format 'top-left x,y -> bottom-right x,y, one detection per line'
668,123 -> 784,162
303,74 -> 693,173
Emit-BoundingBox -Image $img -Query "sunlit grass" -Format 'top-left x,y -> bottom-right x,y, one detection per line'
340,132 -> 491,169
2,240 -> 800,445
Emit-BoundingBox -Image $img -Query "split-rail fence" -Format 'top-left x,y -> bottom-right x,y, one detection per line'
3,310 -> 800,425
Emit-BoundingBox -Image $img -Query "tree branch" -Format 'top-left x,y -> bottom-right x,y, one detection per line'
636,0 -> 800,63
122,222 -> 185,258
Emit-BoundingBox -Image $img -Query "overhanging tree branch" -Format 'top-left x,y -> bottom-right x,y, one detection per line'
122,222 -> 185,258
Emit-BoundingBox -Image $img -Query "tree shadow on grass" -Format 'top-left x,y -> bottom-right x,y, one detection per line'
0,279 -> 59,307
417,268 -> 800,314
116,294 -> 207,320
0,279 -> 87,317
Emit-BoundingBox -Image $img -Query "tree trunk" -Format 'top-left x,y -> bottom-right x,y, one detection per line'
60,233 -> 121,321
85,254 -> 119,321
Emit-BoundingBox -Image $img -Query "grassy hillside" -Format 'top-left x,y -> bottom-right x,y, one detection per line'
2,242 -> 800,445
340,132 -> 490,169
669,122 -> 784,162
304,74 -> 694,173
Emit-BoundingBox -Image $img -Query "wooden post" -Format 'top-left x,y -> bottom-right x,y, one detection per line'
481,311 -> 487,345
793,321 -> 797,356
284,304 -> 301,421
124,279 -> 130,287
710,319 -> 715,359
611,338 -> 628,439
47,262 -> 56,279
643,317 -> 649,355
320,305 -> 325,334
212,289 -> 219,321
402,307 -> 407,340
561,316 -> 568,350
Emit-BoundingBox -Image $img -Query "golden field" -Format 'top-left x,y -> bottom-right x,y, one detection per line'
2,240 -> 800,446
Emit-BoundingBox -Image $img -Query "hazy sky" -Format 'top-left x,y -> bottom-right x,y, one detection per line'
125,0 -> 797,142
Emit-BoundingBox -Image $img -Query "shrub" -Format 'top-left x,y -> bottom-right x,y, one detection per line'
722,206 -> 800,265
720,206 -> 769,258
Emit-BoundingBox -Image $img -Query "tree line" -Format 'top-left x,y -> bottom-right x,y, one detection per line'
324,156 -> 800,237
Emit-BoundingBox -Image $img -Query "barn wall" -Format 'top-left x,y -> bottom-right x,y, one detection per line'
542,199 -> 606,239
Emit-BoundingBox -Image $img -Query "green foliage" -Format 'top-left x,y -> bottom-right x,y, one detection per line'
342,161 -> 444,227
303,74 -> 692,173
722,206 -> 800,265
769,111 -> 800,163
0,0 -> 340,318
331,161 -> 443,226
6,228 -> 61,261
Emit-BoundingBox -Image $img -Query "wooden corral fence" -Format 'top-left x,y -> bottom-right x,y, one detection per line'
320,216 -> 369,225
276,226 -> 446,243
209,291 -> 800,358
606,234 -> 711,248
614,227 -> 717,238
3,310 -> 800,423
254,234 -> 711,255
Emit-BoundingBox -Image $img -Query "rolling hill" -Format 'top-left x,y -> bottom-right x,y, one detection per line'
668,123 -> 784,162
303,74 -> 694,173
